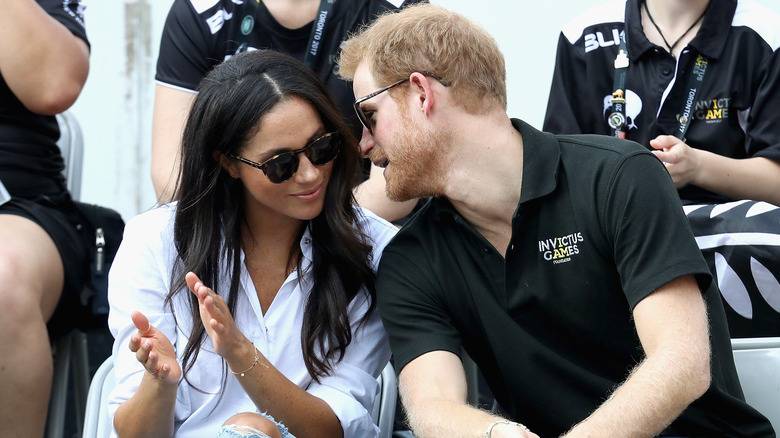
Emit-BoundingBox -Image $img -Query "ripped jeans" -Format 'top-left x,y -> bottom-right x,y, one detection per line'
217,412 -> 294,438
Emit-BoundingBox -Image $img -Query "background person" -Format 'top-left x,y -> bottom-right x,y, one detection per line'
338,4 -> 774,437
108,50 -> 397,437
0,1 -> 90,436
543,0 -> 780,337
150,0 -> 423,222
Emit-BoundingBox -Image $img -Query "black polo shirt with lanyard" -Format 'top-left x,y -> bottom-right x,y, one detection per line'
543,0 -> 780,205
377,119 -> 773,436
156,0 -> 426,137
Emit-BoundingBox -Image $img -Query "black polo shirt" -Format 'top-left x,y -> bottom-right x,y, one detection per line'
377,119 -> 773,437
0,0 -> 89,195
156,0 -> 425,136
543,0 -> 780,204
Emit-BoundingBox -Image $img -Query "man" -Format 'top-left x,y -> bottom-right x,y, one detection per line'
338,4 -> 774,437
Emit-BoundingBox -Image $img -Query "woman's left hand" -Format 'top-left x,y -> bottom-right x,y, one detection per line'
650,135 -> 701,187
185,271 -> 252,363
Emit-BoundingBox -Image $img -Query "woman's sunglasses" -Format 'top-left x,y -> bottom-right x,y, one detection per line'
227,132 -> 340,184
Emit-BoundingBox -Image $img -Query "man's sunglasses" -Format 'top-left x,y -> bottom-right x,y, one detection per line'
353,72 -> 451,135
227,132 -> 340,184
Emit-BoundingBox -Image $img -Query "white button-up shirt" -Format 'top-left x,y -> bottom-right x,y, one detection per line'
107,204 -> 397,437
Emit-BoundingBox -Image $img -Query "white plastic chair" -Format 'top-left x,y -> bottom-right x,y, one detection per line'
46,110 -> 90,438
373,361 -> 399,438
731,337 -> 780,432
83,359 -> 399,438
81,358 -> 114,438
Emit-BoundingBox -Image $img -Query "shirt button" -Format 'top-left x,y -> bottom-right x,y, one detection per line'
303,237 -> 311,245
662,65 -> 672,76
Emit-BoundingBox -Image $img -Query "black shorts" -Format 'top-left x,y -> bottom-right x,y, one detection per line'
0,191 -> 89,338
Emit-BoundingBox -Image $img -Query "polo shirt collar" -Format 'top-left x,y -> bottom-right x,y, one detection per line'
514,118 -> 559,205
429,118 -> 560,221
626,0 -> 735,62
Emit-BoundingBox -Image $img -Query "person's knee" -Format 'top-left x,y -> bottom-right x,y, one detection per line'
221,412 -> 283,438
0,225 -> 64,322
0,261 -> 45,337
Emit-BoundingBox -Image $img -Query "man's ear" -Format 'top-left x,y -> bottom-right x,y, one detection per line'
409,72 -> 435,117
213,150 -> 240,179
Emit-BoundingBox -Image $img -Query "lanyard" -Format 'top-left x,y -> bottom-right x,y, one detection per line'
675,54 -> 708,141
236,0 -> 335,70
303,0 -> 335,69
608,11 -> 709,141
608,35 -> 630,139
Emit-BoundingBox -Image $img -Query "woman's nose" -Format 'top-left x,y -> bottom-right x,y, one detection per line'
294,154 -> 319,183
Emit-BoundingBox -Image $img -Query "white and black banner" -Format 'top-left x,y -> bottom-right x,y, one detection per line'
685,200 -> 780,338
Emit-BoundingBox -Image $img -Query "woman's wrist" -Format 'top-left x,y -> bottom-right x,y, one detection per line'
226,339 -> 268,376
486,419 -> 530,438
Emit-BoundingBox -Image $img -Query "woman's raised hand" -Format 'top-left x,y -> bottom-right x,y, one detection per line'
185,271 -> 252,364
129,310 -> 181,384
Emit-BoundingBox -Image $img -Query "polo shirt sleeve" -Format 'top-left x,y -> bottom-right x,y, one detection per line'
744,48 -> 780,163
603,150 -> 713,308
155,0 -> 219,92
376,238 -> 463,374
41,0 -> 89,47
544,32 -> 587,135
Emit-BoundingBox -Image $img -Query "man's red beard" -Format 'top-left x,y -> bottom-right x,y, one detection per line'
377,105 -> 449,202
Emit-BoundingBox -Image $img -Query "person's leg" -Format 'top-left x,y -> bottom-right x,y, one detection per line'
0,215 -> 64,437
219,412 -> 287,438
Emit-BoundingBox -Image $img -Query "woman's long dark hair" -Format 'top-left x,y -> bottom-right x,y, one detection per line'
168,50 -> 375,387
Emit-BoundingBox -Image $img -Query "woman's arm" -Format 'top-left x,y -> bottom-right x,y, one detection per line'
187,272 -> 344,438
651,136 -> 780,205
113,312 -> 181,438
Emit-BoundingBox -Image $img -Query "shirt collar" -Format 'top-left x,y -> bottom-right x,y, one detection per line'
514,118 -> 559,205
626,0 -> 736,61
429,118 -> 560,221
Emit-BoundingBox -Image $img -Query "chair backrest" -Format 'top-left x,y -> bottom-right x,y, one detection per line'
55,110 -> 84,200
83,359 -> 399,438
731,337 -> 780,432
82,358 -> 115,438
372,361 -> 398,438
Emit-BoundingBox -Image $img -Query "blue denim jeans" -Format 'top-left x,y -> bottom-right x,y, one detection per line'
216,412 -> 293,438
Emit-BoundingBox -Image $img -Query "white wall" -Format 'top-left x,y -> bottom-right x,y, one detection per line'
71,0 -> 780,220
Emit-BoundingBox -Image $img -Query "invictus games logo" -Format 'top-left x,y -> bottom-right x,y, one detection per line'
694,97 -> 730,124
538,232 -> 584,264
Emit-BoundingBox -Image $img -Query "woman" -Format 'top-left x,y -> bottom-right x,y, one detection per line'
107,49 -> 397,437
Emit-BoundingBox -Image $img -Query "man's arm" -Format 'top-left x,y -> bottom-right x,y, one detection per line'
0,0 -> 89,115
563,274 -> 711,437
399,350 -> 538,438
151,84 -> 196,204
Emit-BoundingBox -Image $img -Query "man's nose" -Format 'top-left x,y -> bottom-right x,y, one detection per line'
359,127 -> 375,158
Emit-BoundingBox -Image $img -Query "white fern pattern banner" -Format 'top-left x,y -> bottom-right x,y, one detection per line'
684,201 -> 780,338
